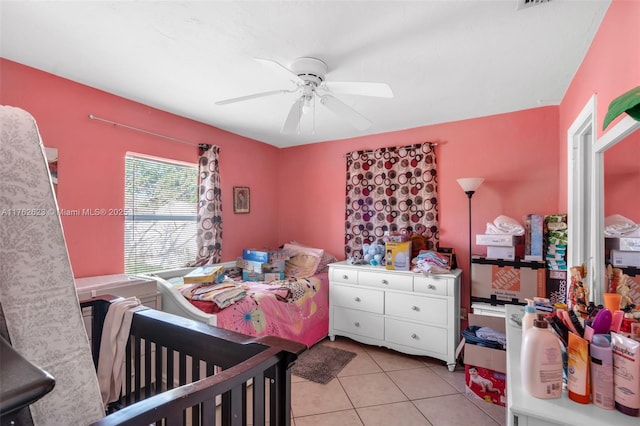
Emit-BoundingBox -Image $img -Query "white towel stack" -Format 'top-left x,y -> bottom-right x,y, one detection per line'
485,215 -> 525,236
604,214 -> 639,237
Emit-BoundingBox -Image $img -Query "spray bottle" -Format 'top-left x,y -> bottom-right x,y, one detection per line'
590,334 -> 614,410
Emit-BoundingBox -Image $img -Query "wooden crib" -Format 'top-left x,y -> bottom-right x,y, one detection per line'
81,296 -> 306,426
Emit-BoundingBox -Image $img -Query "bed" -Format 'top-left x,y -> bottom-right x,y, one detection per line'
149,260 -> 330,348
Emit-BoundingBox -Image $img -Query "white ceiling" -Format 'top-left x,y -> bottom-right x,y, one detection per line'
0,1 -> 610,148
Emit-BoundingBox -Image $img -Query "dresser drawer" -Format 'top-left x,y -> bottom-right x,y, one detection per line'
358,270 -> 413,291
413,275 -> 449,296
385,318 -> 448,355
333,306 -> 384,340
331,284 -> 384,314
331,268 -> 359,285
386,292 -> 448,326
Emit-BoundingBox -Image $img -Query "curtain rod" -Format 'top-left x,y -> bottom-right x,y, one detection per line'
342,142 -> 437,157
88,114 -> 205,148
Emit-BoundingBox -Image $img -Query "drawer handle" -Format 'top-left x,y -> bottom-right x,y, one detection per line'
354,297 -> 361,302
342,275 -> 349,280
411,306 -> 419,311
411,333 -> 418,339
428,284 -> 436,290
381,279 -> 389,285
354,322 -> 360,327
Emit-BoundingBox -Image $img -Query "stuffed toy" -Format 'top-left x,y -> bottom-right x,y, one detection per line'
363,243 -> 386,266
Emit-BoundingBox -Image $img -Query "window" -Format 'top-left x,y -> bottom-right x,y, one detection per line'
124,154 -> 198,273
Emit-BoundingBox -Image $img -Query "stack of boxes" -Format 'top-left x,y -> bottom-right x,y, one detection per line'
606,236 -> 640,307
472,215 -> 545,306
463,314 -> 507,407
475,234 -> 523,261
544,214 -> 568,304
607,236 -> 640,268
237,248 -> 288,282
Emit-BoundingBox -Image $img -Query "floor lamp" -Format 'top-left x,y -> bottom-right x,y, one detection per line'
457,177 -> 484,317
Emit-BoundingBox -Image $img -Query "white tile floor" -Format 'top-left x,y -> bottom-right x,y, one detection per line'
290,337 -> 507,426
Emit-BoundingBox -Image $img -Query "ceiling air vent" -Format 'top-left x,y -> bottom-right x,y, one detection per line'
516,0 -> 551,10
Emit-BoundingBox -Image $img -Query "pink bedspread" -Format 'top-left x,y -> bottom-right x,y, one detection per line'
186,274 -> 329,348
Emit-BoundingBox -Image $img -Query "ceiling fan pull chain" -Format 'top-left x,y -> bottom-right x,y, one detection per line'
312,95 -> 316,135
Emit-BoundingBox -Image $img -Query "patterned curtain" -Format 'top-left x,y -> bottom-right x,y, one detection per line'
345,143 -> 438,259
188,145 -> 223,266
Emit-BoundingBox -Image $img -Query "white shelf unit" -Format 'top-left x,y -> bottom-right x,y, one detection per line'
328,261 -> 461,371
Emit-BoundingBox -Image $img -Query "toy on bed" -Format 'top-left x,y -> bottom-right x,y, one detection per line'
151,242 -> 337,347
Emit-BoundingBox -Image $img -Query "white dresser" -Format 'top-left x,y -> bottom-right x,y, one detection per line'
328,261 -> 462,371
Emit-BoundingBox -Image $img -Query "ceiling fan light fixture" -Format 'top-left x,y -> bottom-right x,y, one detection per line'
302,96 -> 312,115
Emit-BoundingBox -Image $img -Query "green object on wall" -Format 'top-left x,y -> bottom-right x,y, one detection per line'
603,85 -> 640,131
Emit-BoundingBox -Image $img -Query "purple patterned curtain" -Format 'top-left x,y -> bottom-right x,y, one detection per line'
188,145 -> 223,266
345,143 -> 438,259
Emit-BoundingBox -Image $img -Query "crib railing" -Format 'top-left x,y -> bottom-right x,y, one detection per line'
81,297 -> 306,426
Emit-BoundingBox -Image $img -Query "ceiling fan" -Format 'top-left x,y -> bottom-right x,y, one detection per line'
215,57 -> 394,134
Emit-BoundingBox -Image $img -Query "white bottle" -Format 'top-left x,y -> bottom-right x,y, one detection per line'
521,298 -> 537,339
590,334 -> 614,410
521,319 -> 563,399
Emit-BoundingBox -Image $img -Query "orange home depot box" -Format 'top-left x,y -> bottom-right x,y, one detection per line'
471,256 -> 546,305
464,314 -> 507,406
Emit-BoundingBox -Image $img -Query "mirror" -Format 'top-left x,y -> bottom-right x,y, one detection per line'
592,115 -> 640,304
604,131 -> 640,219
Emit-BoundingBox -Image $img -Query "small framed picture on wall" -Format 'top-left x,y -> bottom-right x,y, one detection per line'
233,186 -> 250,214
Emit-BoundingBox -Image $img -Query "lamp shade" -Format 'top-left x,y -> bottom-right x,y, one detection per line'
457,177 -> 484,193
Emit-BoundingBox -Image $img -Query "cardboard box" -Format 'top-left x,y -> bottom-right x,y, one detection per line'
476,234 -> 522,247
611,249 -> 640,267
242,248 -> 288,263
241,271 -> 285,282
471,257 -> 546,305
464,314 -> 507,407
183,265 -> 225,284
545,269 -> 567,305
385,241 -> 412,271
524,214 -> 544,261
606,237 -> 640,252
486,246 -> 515,260
236,258 -> 285,273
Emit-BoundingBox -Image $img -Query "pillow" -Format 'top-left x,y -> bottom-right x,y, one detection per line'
316,251 -> 338,273
285,241 -> 337,273
283,243 -> 323,278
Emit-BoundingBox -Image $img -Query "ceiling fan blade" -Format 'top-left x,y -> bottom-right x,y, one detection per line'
254,58 -> 304,86
215,89 -> 291,105
320,94 -> 372,130
323,81 -> 394,98
281,96 -> 304,134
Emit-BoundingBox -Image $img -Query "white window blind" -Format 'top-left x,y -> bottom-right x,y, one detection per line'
124,154 -> 198,274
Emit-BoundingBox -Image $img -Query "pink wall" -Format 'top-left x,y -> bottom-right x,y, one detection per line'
1,1 -> 636,315
0,58 -> 281,277
558,0 -> 640,211
278,106 -> 560,310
